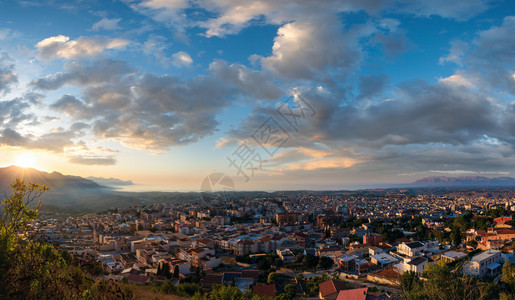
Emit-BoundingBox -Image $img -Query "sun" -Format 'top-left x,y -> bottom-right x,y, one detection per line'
14,153 -> 37,168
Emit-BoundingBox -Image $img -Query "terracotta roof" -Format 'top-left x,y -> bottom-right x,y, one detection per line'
336,288 -> 368,300
319,280 -> 347,297
253,284 -> 276,298
374,267 -> 401,280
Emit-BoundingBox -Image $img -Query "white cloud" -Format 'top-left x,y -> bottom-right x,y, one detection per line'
172,51 -> 193,67
439,74 -> 474,87
91,17 -> 121,31
36,35 -> 129,60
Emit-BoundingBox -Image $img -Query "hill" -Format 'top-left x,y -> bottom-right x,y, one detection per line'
412,176 -> 515,187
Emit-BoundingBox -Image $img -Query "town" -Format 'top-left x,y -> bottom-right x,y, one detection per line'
29,190 -> 515,299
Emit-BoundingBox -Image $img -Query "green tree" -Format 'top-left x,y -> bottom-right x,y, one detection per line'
501,259 -> 515,293
267,272 -> 278,284
0,179 -> 132,299
318,256 -> 334,270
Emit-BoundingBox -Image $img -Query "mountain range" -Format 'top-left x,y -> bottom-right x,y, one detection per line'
412,176 -> 515,187
2,166 -> 515,216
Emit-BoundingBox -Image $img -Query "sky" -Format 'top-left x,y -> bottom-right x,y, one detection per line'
0,0 -> 515,192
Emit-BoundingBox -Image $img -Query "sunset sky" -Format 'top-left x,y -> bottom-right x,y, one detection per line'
0,0 -> 514,192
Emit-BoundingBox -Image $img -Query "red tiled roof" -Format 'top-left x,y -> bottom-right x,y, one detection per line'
319,280 -> 347,297
336,288 -> 368,300
253,284 -> 276,298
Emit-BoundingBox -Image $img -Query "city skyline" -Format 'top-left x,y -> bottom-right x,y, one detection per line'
0,0 -> 515,192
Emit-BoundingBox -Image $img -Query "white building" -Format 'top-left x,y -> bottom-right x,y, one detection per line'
463,250 -> 503,277
371,253 -> 398,267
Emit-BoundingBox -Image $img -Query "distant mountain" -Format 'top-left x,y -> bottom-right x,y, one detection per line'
0,166 -> 104,191
412,176 -> 515,187
87,176 -> 134,187
0,166 -> 202,214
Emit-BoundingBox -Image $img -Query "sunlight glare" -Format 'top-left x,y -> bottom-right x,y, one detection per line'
14,153 -> 37,168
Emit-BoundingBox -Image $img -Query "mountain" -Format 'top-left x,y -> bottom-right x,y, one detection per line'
0,166 -> 202,215
0,166 -> 104,191
412,176 -> 515,187
87,176 -> 134,187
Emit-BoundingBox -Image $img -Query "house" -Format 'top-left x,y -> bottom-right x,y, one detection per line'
394,256 -> 429,275
125,274 -> 150,285
338,255 -> 358,272
276,249 -> 296,262
463,250 -> 503,277
355,259 -> 369,275
202,273 -> 224,290
406,257 -> 428,275
370,253 -> 398,268
336,287 -> 368,300
319,279 -> 348,300
397,242 -> 425,257
440,251 -> 467,263
253,284 -> 276,298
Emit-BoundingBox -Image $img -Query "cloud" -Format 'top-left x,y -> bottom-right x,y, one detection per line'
68,155 -> 116,165
36,35 -> 129,60
0,52 -> 17,94
209,60 -> 281,100
260,19 -> 375,82
50,94 -> 92,119
91,17 -> 121,31
438,74 -> 474,87
357,73 -> 389,100
171,51 -> 193,67
142,35 -> 171,67
439,40 -> 469,65
31,59 -> 134,90
394,0 -> 491,21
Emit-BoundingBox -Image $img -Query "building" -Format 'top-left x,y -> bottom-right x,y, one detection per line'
370,253 -> 398,268
397,242 -> 425,257
463,250 -> 503,277
276,249 -> 296,262
440,251 -> 467,263
253,284 -> 276,298
363,233 -> 383,246
275,213 -> 303,226
318,280 -> 348,300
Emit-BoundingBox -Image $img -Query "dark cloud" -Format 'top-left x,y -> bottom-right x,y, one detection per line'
357,73 -> 389,100
51,94 -> 92,119
30,59 -> 134,90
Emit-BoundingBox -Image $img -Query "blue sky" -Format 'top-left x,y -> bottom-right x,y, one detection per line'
0,0 -> 514,191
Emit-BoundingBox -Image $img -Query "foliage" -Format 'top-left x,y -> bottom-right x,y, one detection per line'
401,261 -> 497,300
267,272 -> 278,284
0,178 -> 132,299
317,256 -> 334,270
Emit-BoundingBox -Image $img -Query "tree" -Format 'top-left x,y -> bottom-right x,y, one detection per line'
501,259 -> 515,293
207,285 -> 242,300
0,179 -> 132,299
400,271 -> 423,296
318,256 -> 334,270
267,272 -> 278,284
302,254 -> 319,270
174,265 -> 180,278
451,228 -> 462,247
